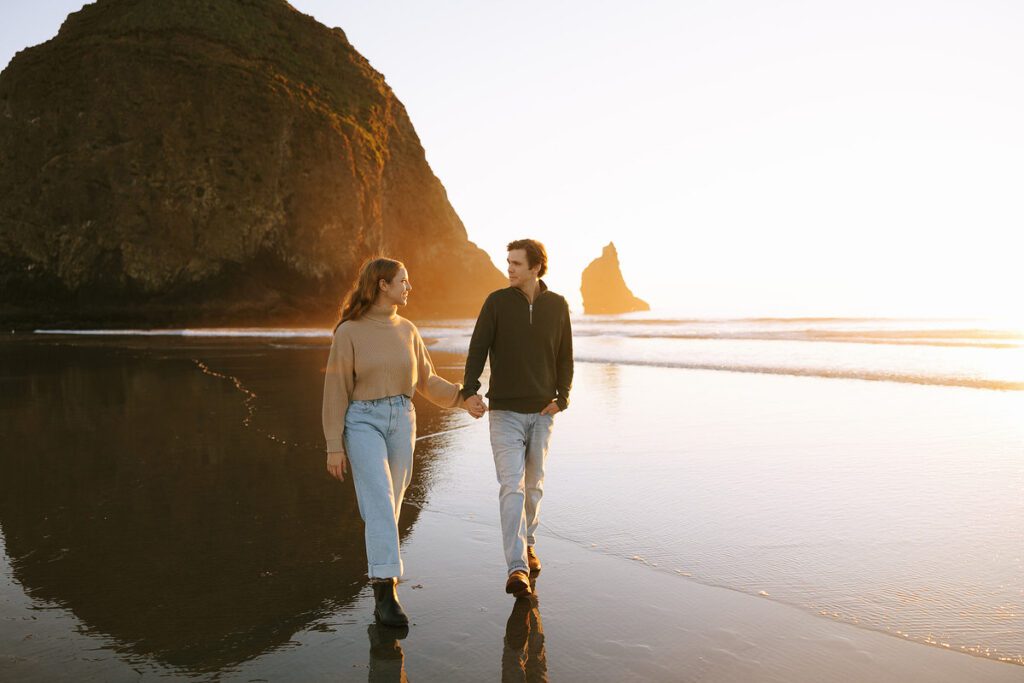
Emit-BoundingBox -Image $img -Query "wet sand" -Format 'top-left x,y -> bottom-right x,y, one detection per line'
238,510 -> 1022,683
1,333 -> 1021,681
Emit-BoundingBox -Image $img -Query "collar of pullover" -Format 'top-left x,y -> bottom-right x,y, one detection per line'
510,278 -> 549,303
362,307 -> 400,325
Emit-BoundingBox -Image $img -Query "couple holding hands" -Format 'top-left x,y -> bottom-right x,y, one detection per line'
322,238 -> 573,627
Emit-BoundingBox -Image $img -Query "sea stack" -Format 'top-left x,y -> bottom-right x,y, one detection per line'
0,0 -> 504,327
580,242 -> 650,314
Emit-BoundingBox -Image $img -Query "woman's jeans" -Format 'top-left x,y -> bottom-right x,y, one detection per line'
344,395 -> 416,579
489,410 -> 555,575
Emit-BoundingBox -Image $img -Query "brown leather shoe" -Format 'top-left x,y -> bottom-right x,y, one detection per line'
505,570 -> 532,597
527,546 -> 542,576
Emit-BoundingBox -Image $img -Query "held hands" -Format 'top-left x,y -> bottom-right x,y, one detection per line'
463,394 -> 488,419
540,401 -> 561,417
326,451 -> 348,482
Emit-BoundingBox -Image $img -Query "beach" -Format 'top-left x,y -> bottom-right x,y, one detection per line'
1,325 -> 1022,681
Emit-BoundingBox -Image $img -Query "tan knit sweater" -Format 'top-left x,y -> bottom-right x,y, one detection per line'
322,309 -> 462,454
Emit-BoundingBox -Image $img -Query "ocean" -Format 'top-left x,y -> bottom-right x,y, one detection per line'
39,314 -> 1024,390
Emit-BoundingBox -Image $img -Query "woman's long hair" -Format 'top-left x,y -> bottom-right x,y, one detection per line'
337,257 -> 404,327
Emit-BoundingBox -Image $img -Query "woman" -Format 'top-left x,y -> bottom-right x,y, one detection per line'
322,257 -> 482,627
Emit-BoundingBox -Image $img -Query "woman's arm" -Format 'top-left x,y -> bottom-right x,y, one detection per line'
322,326 -> 356,463
413,328 -> 463,409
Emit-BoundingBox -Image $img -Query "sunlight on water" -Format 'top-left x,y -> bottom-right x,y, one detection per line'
542,365 -> 1024,665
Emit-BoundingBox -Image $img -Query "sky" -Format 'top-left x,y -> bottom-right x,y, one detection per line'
3,1 -> 1022,318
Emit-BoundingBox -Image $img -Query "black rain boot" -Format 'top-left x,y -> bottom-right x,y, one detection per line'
372,578 -> 410,627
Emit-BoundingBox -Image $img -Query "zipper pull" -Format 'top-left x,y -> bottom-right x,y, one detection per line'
529,303 -> 533,325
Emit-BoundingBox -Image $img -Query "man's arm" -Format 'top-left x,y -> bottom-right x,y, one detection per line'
554,299 -> 573,411
461,295 -> 496,401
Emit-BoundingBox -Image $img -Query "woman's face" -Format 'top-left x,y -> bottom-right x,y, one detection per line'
379,267 -> 411,307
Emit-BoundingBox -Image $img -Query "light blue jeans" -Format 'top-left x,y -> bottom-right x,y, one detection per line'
489,410 -> 555,575
344,395 -> 416,579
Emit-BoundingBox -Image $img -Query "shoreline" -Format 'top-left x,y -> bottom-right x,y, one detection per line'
14,327 -> 1022,393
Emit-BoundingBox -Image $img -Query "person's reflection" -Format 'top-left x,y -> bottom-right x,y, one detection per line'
368,623 -> 410,682
502,593 -> 547,682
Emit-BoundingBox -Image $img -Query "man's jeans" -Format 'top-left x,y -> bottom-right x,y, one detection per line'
489,410 -> 555,575
344,395 -> 416,579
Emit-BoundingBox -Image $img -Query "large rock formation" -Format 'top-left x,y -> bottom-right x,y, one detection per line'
580,242 -> 650,314
0,0 -> 504,327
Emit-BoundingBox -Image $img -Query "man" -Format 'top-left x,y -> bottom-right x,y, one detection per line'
462,238 -> 573,597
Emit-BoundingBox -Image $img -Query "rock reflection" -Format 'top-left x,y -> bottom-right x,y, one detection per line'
0,339 -> 450,674
502,593 -> 547,683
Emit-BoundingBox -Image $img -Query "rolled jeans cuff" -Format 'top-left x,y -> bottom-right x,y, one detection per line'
368,561 -> 403,580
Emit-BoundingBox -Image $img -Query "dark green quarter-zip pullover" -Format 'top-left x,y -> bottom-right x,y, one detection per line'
461,280 -> 574,413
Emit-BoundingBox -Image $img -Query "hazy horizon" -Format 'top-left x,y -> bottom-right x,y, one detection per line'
3,1 -> 1022,319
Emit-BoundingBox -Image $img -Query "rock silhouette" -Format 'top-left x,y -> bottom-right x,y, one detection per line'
580,242 -> 649,314
0,0 -> 504,326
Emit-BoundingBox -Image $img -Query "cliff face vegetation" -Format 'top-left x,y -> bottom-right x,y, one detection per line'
580,242 -> 650,314
0,0 -> 504,326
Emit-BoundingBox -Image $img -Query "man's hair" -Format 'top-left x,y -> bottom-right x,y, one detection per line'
507,238 -> 548,278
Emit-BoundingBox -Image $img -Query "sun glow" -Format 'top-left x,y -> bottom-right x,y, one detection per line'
317,0 -> 1024,319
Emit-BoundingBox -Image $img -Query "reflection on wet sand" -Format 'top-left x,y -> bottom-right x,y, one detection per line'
0,338 -> 454,675
503,588 -> 548,683
368,623 -> 410,682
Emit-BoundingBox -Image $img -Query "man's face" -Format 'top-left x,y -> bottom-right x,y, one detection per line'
507,249 -> 539,288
